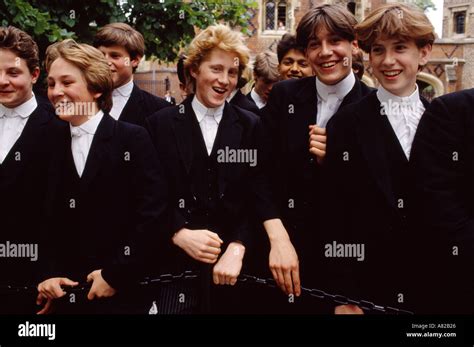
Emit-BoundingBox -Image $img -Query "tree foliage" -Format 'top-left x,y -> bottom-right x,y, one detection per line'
1,0 -> 258,63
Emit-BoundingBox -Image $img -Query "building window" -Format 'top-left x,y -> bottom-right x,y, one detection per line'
264,0 -> 288,31
454,11 -> 466,34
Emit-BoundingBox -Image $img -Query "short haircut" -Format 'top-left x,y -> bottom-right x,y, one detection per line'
45,39 -> 113,113
253,51 -> 279,82
0,26 -> 39,73
276,33 -> 305,63
184,24 -> 250,92
93,22 -> 145,72
296,4 -> 357,49
355,3 -> 435,53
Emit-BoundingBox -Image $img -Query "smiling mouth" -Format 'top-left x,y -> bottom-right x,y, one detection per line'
288,73 -> 302,78
320,61 -> 338,68
212,87 -> 227,95
383,70 -> 402,77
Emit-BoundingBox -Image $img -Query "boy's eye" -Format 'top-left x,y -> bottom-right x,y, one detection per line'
330,37 -> 341,44
228,69 -> 238,77
308,41 -> 320,49
395,45 -> 407,51
63,81 -> 72,86
211,66 -> 221,72
371,46 -> 384,54
283,59 -> 294,66
299,61 -> 309,67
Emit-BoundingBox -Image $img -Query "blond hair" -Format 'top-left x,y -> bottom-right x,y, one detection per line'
45,39 -> 113,112
184,24 -> 250,92
253,51 -> 279,82
356,3 -> 435,53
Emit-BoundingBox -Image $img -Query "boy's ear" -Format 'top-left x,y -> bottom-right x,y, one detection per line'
418,44 -> 432,67
351,40 -> 360,56
93,92 -> 102,100
130,55 -> 142,69
190,65 -> 199,79
31,67 -> 40,84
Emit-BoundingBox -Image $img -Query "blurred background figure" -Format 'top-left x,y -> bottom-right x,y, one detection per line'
277,33 -> 313,80
351,50 -> 365,80
247,51 -> 279,109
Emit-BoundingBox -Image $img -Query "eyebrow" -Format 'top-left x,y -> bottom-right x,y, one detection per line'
47,74 -> 75,80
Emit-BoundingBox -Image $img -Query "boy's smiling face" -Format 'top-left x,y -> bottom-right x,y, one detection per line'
0,48 -> 39,108
191,48 -> 239,108
97,45 -> 140,89
305,25 -> 358,85
370,36 -> 431,97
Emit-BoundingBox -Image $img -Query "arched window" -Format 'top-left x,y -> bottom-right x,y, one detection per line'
264,0 -> 288,32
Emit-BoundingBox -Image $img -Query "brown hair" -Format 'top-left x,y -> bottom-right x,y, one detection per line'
355,3 -> 435,53
45,39 -> 113,113
296,4 -> 357,49
184,24 -> 250,93
0,26 -> 39,73
93,23 -> 145,72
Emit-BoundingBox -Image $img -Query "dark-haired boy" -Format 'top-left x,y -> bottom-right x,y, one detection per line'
261,4 -> 372,312
0,26 -> 66,314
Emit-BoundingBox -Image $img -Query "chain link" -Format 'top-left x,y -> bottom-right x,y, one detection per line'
0,271 -> 413,314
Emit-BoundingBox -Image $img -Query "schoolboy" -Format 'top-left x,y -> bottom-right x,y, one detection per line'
93,23 -> 170,126
323,3 -> 434,313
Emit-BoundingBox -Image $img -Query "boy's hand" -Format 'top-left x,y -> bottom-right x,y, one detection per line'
36,277 -> 78,314
87,269 -> 116,300
213,242 -> 245,285
172,228 -> 223,263
335,304 -> 364,314
264,219 -> 301,296
309,125 -> 327,164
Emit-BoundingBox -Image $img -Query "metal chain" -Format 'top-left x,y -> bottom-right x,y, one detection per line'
238,274 -> 414,315
0,271 -> 413,314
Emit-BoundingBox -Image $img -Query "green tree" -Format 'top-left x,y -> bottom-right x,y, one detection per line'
1,0 -> 257,63
413,0 -> 436,12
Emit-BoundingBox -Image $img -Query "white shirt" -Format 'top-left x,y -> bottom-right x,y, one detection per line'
250,88 -> 266,109
0,94 -> 38,164
70,110 -> 104,176
192,96 -> 224,155
110,79 -> 134,120
377,85 -> 425,159
316,72 -> 355,128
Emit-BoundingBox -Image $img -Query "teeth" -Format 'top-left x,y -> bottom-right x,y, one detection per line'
213,87 -> 226,94
321,62 -> 336,68
384,71 -> 401,76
